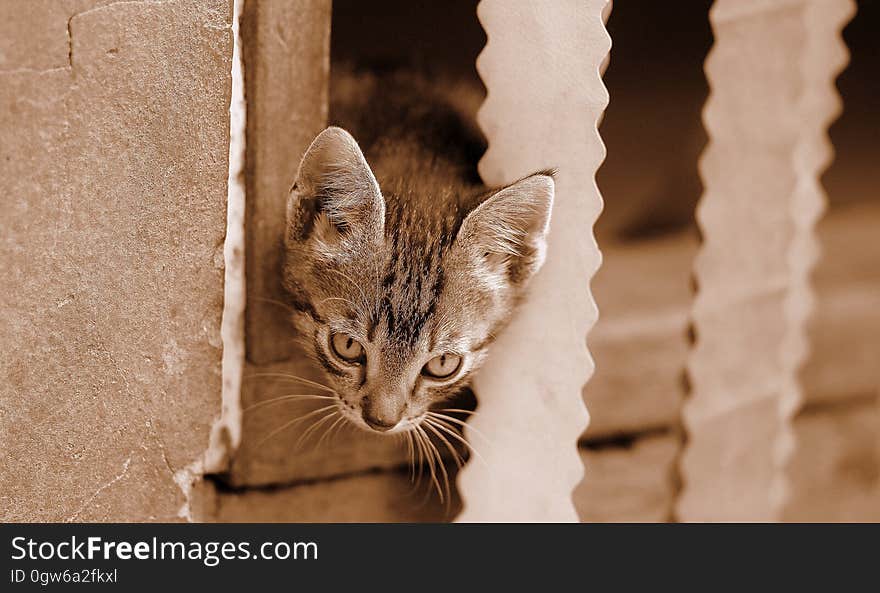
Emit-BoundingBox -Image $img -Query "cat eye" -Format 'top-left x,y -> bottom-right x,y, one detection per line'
422,353 -> 463,379
329,332 -> 365,364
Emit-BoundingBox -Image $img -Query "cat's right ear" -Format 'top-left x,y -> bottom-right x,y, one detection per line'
286,126 -> 384,246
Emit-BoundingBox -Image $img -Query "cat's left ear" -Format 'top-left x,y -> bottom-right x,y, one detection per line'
286,126 -> 384,245
457,171 -> 554,285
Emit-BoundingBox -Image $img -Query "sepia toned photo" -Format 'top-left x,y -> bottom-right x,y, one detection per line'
2,0 -> 878,535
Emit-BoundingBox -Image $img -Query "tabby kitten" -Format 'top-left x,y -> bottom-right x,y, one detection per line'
283,71 -> 553,434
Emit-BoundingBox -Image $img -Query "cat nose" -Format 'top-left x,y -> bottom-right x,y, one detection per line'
362,415 -> 398,432
361,394 -> 404,432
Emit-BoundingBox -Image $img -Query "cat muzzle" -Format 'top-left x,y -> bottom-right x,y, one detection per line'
361,394 -> 405,432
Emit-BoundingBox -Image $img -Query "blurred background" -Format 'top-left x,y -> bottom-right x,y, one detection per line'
331,0 -> 878,242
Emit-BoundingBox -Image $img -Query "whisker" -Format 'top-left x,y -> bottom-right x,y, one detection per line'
405,430 -> 416,481
317,415 -> 347,449
425,414 -> 457,433
296,410 -> 339,450
332,415 -> 350,440
243,372 -> 336,394
410,429 -> 427,495
425,418 -> 487,466
418,425 -> 450,505
415,426 -> 444,503
252,296 -> 298,315
434,408 -> 479,417
427,429 -> 451,508
242,394 -> 335,413
411,429 -> 431,501
428,412 -> 492,444
256,404 -> 337,447
423,420 -> 464,469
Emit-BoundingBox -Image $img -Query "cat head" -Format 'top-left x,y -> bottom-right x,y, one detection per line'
283,126 -> 553,434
